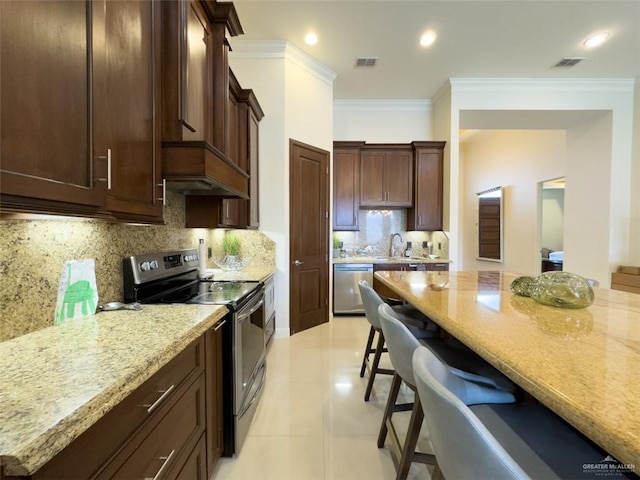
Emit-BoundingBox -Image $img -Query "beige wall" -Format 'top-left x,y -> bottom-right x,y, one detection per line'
230,40 -> 336,335
460,130 -> 567,275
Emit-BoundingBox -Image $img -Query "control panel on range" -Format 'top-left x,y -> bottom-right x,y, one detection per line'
124,249 -> 200,285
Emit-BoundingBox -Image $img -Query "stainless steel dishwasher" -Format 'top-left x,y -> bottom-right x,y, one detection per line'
333,263 -> 373,314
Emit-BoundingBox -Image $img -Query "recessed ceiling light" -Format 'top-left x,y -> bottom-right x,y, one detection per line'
305,32 -> 318,45
583,31 -> 610,49
420,30 -> 437,47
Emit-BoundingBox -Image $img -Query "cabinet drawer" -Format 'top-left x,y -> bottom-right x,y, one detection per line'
31,337 -> 204,480
426,263 -> 449,271
109,375 -> 206,480
173,434 -> 207,480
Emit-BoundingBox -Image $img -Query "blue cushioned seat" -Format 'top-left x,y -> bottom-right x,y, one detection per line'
358,280 -> 440,402
378,304 -> 516,480
412,346 -> 636,480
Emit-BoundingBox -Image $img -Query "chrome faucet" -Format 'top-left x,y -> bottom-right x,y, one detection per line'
389,233 -> 403,257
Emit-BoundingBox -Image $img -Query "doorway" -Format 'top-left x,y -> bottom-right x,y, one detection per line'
289,139 -> 330,334
539,177 -> 565,272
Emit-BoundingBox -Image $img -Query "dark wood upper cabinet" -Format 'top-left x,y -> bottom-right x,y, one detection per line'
333,141 -> 363,231
185,79 -> 264,229
161,0 -> 211,143
360,146 -> 413,207
1,0 -> 163,223
161,0 -> 250,199
97,0 -> 164,223
0,1 -> 104,216
407,141 -> 445,231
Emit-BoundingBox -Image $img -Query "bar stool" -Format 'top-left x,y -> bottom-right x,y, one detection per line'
358,280 -> 439,402
412,346 -> 622,480
378,304 -> 516,480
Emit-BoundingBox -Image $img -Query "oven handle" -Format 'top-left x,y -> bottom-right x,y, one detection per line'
238,362 -> 266,418
237,298 -> 264,320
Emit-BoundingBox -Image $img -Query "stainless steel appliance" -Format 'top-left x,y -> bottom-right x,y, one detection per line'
123,249 -> 266,457
333,263 -> 373,314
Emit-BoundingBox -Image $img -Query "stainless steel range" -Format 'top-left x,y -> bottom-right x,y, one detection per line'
123,249 -> 266,456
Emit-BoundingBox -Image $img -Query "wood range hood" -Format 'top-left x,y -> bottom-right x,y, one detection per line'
162,140 -> 249,198
161,1 -> 249,199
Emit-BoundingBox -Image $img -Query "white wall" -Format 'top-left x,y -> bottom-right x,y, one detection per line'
460,130 -> 567,275
437,79 -> 636,285
230,40 -> 335,335
333,101 -> 433,142
631,79 -> 640,265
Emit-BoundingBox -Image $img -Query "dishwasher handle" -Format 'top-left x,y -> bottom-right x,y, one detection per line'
334,264 -> 373,272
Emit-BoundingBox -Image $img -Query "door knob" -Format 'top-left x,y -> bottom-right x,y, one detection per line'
293,260 -> 304,266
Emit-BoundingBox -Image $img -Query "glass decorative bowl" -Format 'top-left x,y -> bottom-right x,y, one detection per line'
530,271 -> 594,309
213,255 -> 251,271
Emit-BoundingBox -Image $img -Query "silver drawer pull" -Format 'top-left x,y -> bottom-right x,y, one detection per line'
145,449 -> 176,480
97,148 -> 112,190
143,385 -> 175,414
213,319 -> 227,331
157,179 -> 166,205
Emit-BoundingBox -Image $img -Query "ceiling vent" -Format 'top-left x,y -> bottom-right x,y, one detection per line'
355,57 -> 378,68
553,57 -> 585,68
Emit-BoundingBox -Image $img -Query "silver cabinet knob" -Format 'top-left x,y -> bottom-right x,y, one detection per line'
293,260 -> 304,266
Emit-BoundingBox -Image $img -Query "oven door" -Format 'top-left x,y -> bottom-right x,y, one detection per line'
234,287 -> 265,415
233,286 -> 266,454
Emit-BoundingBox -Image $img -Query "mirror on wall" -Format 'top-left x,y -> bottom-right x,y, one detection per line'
476,186 -> 503,262
540,177 -> 565,272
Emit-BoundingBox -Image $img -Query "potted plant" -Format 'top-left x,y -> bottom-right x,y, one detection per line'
332,234 -> 341,258
223,233 -> 240,261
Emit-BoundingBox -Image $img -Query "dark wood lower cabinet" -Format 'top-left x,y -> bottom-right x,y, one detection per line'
174,436 -> 208,480
205,322 -> 225,477
6,332 -> 225,480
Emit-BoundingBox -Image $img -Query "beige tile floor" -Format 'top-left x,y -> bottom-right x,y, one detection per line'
213,315 -> 435,480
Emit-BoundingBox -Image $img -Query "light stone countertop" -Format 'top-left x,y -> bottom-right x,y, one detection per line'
332,256 -> 451,264
202,265 -> 276,282
0,304 -> 227,476
374,270 -> 640,466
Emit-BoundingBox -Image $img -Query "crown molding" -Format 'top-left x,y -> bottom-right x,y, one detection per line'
449,78 -> 635,93
333,99 -> 432,112
229,39 -> 336,86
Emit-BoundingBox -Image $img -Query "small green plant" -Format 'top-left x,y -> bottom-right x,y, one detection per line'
333,234 -> 341,250
223,233 -> 240,256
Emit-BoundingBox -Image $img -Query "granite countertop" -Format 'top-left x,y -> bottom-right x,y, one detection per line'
0,304 -> 228,476
374,270 -> 640,465
333,256 -> 451,264
202,264 -> 276,282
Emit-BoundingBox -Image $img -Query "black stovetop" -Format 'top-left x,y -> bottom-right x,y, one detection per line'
123,249 -> 260,308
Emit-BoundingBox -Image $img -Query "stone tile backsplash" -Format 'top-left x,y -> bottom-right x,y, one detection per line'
333,209 -> 449,259
0,193 -> 275,342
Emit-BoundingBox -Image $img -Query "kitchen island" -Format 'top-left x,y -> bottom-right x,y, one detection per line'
374,270 -> 640,467
0,304 -> 227,477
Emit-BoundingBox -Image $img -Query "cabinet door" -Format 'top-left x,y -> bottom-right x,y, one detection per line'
220,199 -> 242,227
408,144 -> 444,230
360,149 -> 412,207
359,151 -> 386,206
247,109 -> 260,228
97,0 -> 163,223
384,151 -> 413,207
160,0 -> 210,142
0,0 -> 104,213
333,147 -> 360,230
204,324 -> 225,478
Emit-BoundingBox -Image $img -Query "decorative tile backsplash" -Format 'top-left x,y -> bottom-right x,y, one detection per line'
333,209 -> 449,259
0,193 -> 275,342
